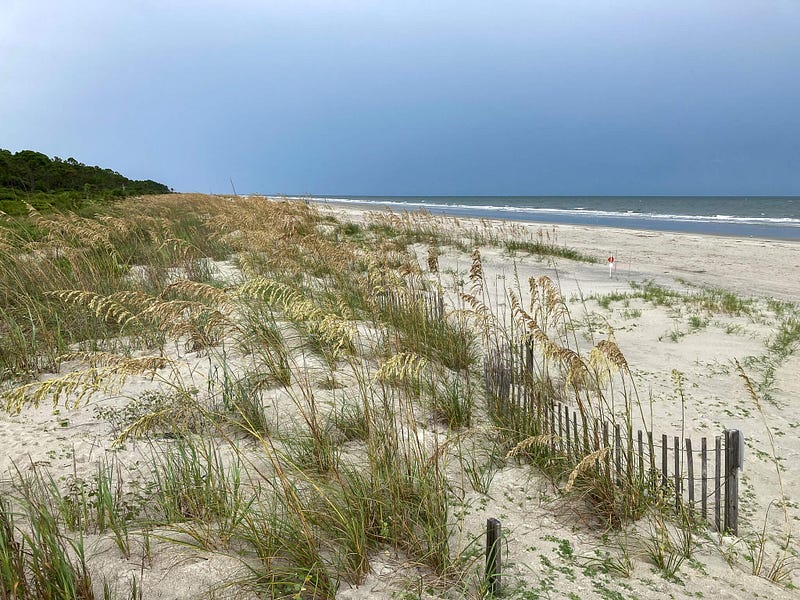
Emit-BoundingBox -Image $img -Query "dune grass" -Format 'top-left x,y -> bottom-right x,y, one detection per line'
0,194 -> 794,597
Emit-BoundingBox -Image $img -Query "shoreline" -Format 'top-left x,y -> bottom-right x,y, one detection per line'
313,198 -> 800,302
307,196 -> 800,241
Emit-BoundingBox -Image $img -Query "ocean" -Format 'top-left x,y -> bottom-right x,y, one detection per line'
312,196 -> 800,240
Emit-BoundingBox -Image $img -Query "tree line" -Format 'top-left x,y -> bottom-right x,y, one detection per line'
0,148 -> 171,215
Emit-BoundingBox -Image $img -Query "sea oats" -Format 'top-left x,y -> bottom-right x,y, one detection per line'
564,447 -> 611,493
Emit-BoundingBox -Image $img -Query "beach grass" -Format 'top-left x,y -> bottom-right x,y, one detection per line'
0,194 -> 796,598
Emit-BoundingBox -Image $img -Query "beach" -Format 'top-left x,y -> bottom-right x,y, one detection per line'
318,200 -> 800,300
1,195 -> 798,599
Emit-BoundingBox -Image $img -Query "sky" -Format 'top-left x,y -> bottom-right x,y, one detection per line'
2,0 -> 800,196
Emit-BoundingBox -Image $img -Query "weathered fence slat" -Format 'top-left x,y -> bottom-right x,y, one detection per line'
614,424 -> 622,485
565,405 -> 571,460
686,438 -> 694,514
581,412 -> 589,455
724,429 -> 740,535
715,435 -> 722,531
701,437 -> 708,520
637,429 -> 644,481
486,518 -> 502,595
572,412 -> 578,460
674,436 -> 681,513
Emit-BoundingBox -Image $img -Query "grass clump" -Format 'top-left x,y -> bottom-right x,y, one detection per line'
148,438 -> 252,550
0,492 -> 95,599
504,239 -> 597,263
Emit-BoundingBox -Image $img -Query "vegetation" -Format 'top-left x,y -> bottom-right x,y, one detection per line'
0,195 -> 794,598
0,148 -> 170,215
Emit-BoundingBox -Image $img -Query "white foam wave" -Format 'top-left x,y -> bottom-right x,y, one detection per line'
308,197 -> 800,228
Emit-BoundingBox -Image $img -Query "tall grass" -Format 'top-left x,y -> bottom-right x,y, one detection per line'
0,195 -> 235,380
2,194 -> 790,597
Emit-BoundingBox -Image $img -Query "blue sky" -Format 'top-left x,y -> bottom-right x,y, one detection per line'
2,1 -> 799,195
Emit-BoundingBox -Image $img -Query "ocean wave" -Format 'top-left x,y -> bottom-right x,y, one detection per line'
309,197 -> 800,227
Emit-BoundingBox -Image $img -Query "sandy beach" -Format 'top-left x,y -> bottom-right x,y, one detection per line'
1,196 -> 798,599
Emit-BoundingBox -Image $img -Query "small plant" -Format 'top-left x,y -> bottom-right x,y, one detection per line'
1,493 -> 96,599
688,315 -> 707,330
148,438 -> 252,549
280,424 -> 340,475
580,544 -> 635,578
642,513 -> 685,581
427,371 -> 474,429
212,367 -> 272,439
94,389 -> 205,441
333,401 -> 369,442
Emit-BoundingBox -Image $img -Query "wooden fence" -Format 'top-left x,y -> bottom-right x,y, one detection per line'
376,287 -> 445,322
373,283 -> 742,532
483,344 -> 743,533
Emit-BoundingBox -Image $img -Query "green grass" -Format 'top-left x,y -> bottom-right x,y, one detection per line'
380,293 -> 477,372
1,490 -> 95,599
593,280 -> 755,320
504,239 -> 598,263
148,438 -> 252,549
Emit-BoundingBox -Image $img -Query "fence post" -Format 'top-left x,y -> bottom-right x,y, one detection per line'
714,435 -> 722,531
486,518 -> 502,595
614,424 -> 622,483
724,429 -> 742,535
685,438 -> 694,516
701,437 -> 708,520
674,436 -> 681,513
525,340 -> 534,375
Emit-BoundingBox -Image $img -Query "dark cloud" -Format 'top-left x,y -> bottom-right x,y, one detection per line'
2,1 -> 799,194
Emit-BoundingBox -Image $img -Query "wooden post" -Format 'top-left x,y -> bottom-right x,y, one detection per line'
714,435 -> 722,531
701,437 -> 708,520
674,436 -> 681,513
686,438 -> 694,515
565,406 -> 572,460
525,341 -> 533,375
486,518 -> 502,595
724,429 -> 741,535
614,424 -> 622,485
572,412 -> 579,459
542,400 -> 550,447
581,412 -> 589,455
637,429 -> 644,481
661,434 -> 668,489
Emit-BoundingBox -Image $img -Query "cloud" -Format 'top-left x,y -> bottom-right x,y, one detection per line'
2,1 -> 799,193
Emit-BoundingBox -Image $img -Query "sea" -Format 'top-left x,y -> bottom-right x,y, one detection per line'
310,196 -> 800,240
